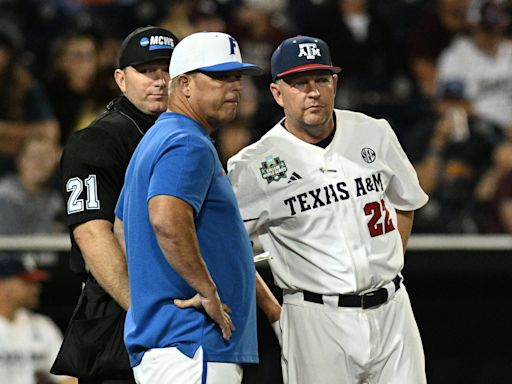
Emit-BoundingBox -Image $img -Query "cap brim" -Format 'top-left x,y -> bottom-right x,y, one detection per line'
276,64 -> 341,79
123,54 -> 173,69
198,62 -> 262,75
19,270 -> 48,282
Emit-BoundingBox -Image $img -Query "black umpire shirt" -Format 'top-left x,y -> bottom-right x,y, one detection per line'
60,95 -> 156,276
54,96 -> 157,380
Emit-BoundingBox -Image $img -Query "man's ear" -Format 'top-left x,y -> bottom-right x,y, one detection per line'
114,69 -> 126,93
178,74 -> 193,97
270,82 -> 284,108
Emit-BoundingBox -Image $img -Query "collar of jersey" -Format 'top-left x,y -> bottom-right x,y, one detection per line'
158,112 -> 210,138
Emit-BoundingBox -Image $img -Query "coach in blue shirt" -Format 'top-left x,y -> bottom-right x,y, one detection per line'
114,32 -> 280,384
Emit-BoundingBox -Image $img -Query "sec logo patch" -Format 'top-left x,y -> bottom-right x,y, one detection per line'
361,147 -> 376,163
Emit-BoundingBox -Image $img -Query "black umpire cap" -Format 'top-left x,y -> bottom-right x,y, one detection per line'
118,25 -> 178,69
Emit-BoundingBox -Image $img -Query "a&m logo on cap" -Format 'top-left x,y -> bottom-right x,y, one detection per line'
140,35 -> 175,51
298,43 -> 321,60
260,155 -> 288,184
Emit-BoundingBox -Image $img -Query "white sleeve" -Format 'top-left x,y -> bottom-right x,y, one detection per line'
436,41 -> 466,89
381,120 -> 429,211
228,158 -> 269,236
35,315 -> 71,383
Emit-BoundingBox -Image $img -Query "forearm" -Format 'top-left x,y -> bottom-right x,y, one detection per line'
396,209 -> 414,253
73,219 -> 130,310
0,120 -> 59,154
150,196 -> 217,298
113,217 -> 126,256
256,271 -> 281,323
415,156 -> 442,195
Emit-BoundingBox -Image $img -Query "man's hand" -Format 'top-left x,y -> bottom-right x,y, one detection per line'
272,320 -> 283,347
200,292 -> 235,341
175,293 -> 235,340
174,293 -> 203,309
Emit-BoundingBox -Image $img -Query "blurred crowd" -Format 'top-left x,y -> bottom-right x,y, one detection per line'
0,0 -> 511,235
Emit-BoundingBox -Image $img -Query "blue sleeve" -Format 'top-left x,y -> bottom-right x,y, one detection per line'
115,186 -> 125,220
148,135 -> 215,215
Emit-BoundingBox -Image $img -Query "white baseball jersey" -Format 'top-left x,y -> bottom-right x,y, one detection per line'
0,309 -> 65,384
437,36 -> 512,129
228,109 -> 428,295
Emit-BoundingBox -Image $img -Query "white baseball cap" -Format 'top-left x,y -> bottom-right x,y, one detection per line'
169,31 -> 261,79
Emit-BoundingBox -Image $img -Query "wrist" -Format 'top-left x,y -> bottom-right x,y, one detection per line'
199,283 -> 218,299
264,303 -> 281,323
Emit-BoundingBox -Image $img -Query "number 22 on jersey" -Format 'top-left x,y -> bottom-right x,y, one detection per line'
364,199 -> 395,237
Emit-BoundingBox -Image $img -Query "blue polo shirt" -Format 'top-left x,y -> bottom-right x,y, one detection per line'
115,112 -> 258,367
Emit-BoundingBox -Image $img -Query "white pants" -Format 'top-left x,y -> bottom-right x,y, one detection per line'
280,286 -> 426,384
133,346 -> 243,384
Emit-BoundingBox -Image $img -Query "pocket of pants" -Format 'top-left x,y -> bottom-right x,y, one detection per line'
51,308 -> 131,379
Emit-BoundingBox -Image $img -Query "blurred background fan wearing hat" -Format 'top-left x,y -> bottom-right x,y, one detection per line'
436,0 -> 512,136
410,77 -> 504,234
0,252 -> 76,384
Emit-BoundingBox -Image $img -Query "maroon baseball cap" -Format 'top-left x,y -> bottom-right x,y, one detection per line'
271,36 -> 341,81
0,252 -> 48,281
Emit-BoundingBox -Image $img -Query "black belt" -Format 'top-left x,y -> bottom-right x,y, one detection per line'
302,276 -> 401,309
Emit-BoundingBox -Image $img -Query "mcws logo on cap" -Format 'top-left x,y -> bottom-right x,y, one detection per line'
140,35 -> 175,51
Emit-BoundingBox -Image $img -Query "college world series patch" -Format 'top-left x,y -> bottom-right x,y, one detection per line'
260,155 -> 288,183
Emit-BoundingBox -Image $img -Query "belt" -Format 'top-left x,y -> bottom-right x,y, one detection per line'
302,276 -> 401,310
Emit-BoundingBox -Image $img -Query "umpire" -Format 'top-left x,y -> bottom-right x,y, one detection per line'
51,26 -> 178,383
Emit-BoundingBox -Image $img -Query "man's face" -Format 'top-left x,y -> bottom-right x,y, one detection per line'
187,71 -> 243,127
115,59 -> 170,116
270,70 -> 337,133
17,139 -> 59,187
1,277 -> 42,310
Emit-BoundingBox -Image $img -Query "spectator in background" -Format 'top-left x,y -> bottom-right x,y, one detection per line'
410,0 -> 470,98
436,0 -> 512,135
188,0 -> 227,33
95,34 -> 126,114
0,135 -> 63,235
475,140 -> 512,233
0,253 -> 76,384
0,19 -> 59,176
45,32 -> 116,145
228,3 -> 288,138
411,80 -> 503,233
324,0 -> 395,104
319,0 -> 420,143
214,118 -> 253,168
159,0 -> 195,39
229,3 -> 287,76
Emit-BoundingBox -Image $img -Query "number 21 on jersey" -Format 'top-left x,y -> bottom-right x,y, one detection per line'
66,175 -> 100,214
